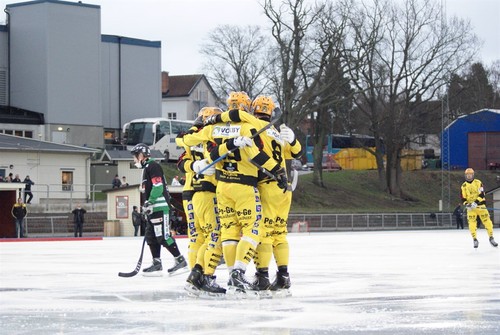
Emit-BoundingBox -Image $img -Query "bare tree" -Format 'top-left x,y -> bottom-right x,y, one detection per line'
263,0 -> 352,187
346,0 -> 478,197
200,25 -> 271,103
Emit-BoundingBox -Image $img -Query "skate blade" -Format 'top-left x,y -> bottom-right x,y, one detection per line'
142,271 -> 163,277
271,289 -> 292,298
198,291 -> 226,300
184,283 -> 202,297
226,286 -> 260,299
257,290 -> 273,299
168,266 -> 189,277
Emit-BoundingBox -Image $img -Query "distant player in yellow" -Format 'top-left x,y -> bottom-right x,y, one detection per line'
461,168 -> 497,248
177,107 -> 226,296
179,91 -> 286,295
204,95 -> 301,295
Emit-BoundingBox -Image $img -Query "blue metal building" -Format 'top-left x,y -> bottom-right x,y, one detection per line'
441,109 -> 500,170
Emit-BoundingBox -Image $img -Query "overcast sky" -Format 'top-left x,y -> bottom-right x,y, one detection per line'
1,0 -> 499,75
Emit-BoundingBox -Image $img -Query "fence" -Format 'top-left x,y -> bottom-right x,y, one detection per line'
24,213 -> 106,237
21,184 -> 112,211
288,212 -> 454,232
20,212 -> 455,238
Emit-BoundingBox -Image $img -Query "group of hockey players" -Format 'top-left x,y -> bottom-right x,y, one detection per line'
131,91 -> 302,298
129,92 -> 497,299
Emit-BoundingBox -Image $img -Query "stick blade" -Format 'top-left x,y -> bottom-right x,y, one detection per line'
118,270 -> 139,278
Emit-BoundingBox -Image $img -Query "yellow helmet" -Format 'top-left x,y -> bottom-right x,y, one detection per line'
226,91 -> 251,111
199,106 -> 223,121
465,168 -> 474,181
251,95 -> 275,117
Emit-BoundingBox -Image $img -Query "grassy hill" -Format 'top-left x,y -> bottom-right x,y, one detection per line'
161,163 -> 500,214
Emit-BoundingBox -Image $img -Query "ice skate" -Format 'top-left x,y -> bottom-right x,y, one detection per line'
200,275 -> 226,298
142,258 -> 163,277
473,238 -> 479,249
489,237 -> 498,247
227,269 -> 259,298
253,271 -> 272,298
270,271 -> 292,298
168,255 -> 188,276
184,267 -> 203,297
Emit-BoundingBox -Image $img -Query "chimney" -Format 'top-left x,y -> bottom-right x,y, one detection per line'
162,71 -> 170,94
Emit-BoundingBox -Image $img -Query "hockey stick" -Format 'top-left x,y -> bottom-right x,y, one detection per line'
118,212 -> 148,277
196,108 -> 283,177
248,158 -> 293,192
290,168 -> 299,191
118,236 -> 146,277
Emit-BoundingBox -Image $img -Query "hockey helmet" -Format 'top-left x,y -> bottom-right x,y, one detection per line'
226,91 -> 251,112
464,168 -> 474,182
131,143 -> 151,157
251,95 -> 275,117
199,106 -> 223,121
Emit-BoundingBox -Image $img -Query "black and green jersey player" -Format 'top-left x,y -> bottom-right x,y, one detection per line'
131,143 -> 188,276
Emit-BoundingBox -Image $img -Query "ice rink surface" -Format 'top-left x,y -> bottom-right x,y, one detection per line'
1,230 -> 499,335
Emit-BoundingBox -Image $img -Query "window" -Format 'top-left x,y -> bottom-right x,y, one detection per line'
62,171 -> 73,191
115,196 -> 129,219
167,112 -> 177,120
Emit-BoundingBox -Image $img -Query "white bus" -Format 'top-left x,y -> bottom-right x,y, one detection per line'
123,118 -> 193,161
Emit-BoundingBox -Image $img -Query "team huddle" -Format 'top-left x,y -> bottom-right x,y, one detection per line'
131,91 -> 302,298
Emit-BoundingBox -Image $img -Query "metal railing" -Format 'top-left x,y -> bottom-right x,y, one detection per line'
21,212 -> 455,238
24,215 -> 104,237
24,216 -> 68,236
22,183 -> 112,211
288,212 -> 454,231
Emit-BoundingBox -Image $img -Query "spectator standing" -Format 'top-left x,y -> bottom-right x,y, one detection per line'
452,203 -> 464,229
132,206 -> 142,237
112,174 -> 121,188
23,175 -> 35,204
71,204 -> 87,237
12,174 -> 22,193
11,198 -> 27,238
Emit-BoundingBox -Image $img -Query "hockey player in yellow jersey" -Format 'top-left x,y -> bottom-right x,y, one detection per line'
176,108 -> 226,296
204,95 -> 302,296
461,168 -> 497,248
179,92 -> 287,295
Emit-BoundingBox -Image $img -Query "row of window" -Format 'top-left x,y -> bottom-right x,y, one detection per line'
0,129 -> 34,138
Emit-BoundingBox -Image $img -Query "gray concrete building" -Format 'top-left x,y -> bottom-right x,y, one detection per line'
0,0 -> 162,148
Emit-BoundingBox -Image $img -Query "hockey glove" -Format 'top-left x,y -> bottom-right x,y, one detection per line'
279,124 -> 295,143
204,114 -> 222,126
274,168 -> 288,193
233,136 -> 253,148
143,200 -> 153,215
192,159 -> 215,175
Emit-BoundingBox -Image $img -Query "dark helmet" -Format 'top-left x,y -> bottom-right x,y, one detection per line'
131,143 -> 151,157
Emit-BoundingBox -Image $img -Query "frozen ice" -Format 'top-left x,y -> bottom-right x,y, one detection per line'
1,230 -> 499,334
